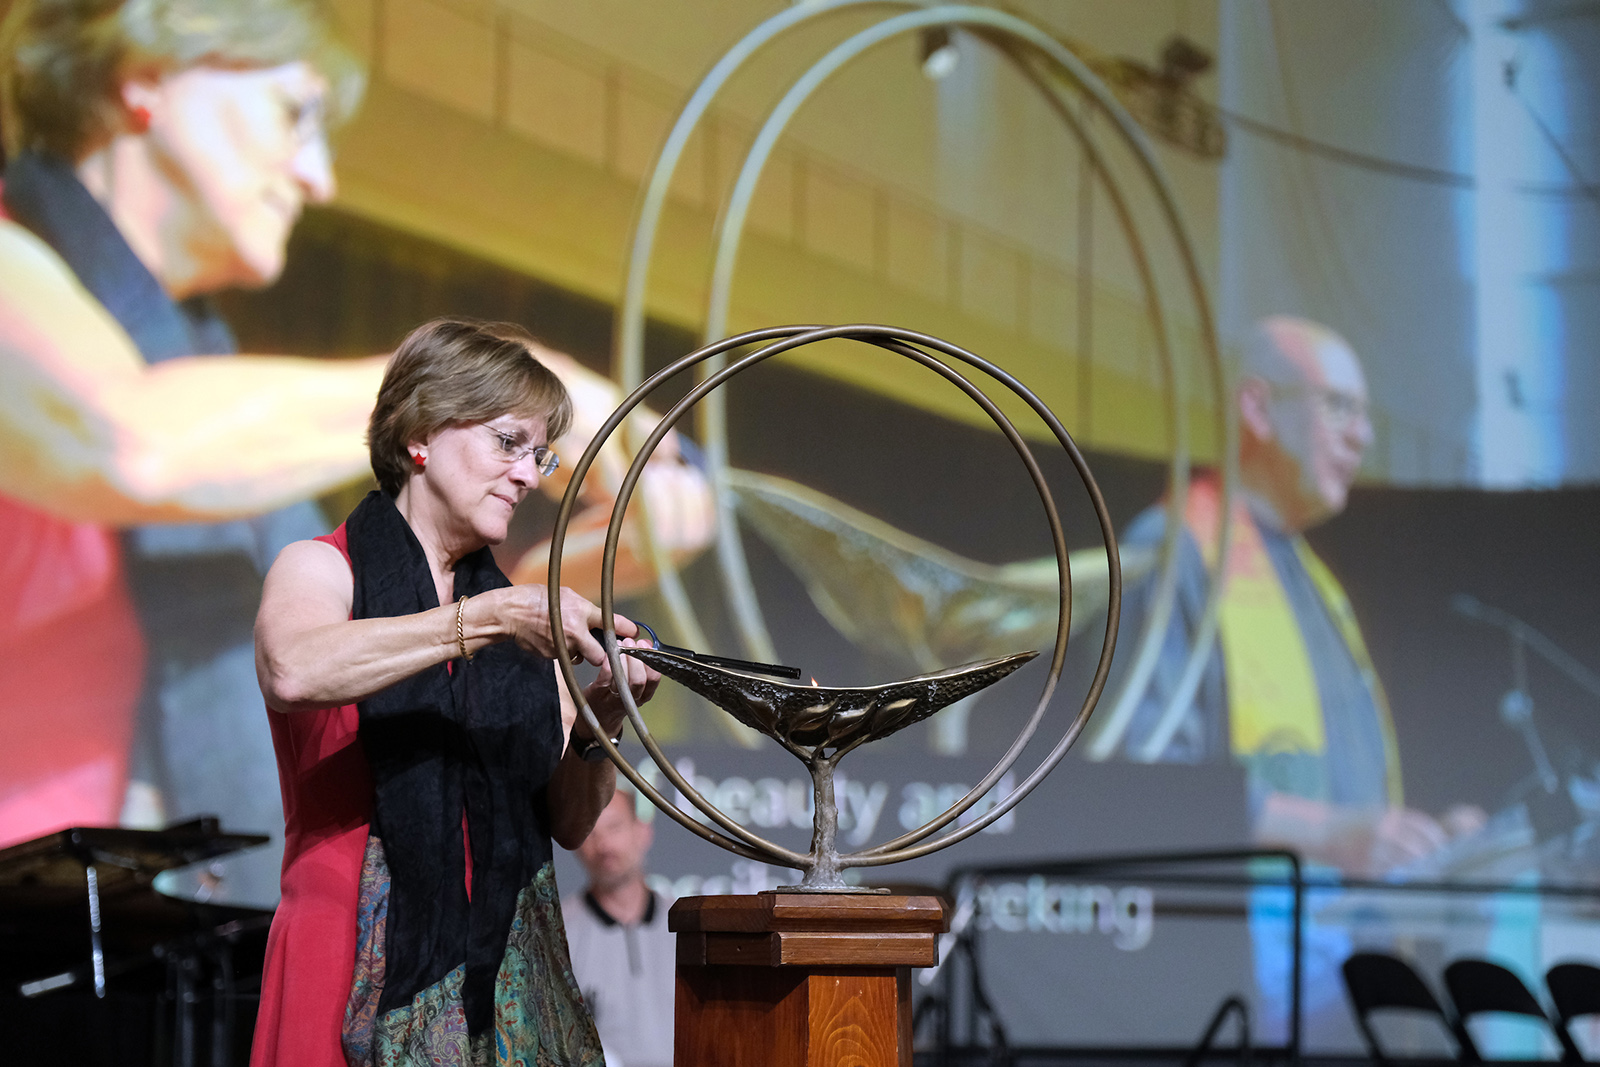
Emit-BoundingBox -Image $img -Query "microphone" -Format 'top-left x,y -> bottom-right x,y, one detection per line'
1450,594 -> 1600,700
1451,593 -> 1562,793
1450,592 -> 1506,628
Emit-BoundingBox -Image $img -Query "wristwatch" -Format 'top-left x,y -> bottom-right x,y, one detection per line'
571,731 -> 621,762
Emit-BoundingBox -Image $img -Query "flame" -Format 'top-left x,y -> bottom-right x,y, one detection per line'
809,676 -> 819,687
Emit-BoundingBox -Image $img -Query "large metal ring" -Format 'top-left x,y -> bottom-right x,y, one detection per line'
612,0 -> 1233,766
548,324 -> 1119,873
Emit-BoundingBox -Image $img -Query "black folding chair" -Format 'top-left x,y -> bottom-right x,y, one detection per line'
1547,963 -> 1600,1061
1444,958 -> 1581,1062
1343,951 -> 1474,1064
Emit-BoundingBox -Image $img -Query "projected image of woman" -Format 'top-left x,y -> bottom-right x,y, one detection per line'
0,0 -> 382,885
0,0 -> 714,895
253,318 -> 657,1066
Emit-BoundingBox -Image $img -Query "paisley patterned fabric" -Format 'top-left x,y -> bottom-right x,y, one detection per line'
373,965 -> 474,1067
342,835 -> 390,1065
342,836 -> 602,1067
486,860 -> 603,1066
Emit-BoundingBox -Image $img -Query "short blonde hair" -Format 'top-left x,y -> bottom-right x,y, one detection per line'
1,0 -> 364,159
368,319 -> 574,497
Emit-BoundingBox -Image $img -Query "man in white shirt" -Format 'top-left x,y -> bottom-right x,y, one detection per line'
562,786 -> 676,1067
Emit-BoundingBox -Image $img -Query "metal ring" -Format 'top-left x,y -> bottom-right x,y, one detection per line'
613,0 -> 1233,769
548,324 -> 1119,875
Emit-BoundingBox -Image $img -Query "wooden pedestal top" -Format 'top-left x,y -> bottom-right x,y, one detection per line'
670,893 -> 946,934
670,893 -> 947,969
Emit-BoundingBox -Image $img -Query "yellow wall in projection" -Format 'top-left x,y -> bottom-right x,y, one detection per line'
327,0 -> 1225,462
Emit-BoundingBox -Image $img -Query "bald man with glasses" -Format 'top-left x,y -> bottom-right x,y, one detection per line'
1103,316 -> 1485,1044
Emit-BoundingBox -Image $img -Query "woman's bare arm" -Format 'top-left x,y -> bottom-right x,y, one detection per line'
255,540 -> 457,713
257,534 -> 661,848
254,539 -> 636,714
547,644 -> 659,849
548,683 -> 619,850
0,221 -> 385,523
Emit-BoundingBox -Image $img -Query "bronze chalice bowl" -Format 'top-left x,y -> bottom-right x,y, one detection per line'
621,648 -> 1036,888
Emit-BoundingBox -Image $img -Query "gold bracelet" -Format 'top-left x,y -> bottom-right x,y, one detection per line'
456,595 -> 474,661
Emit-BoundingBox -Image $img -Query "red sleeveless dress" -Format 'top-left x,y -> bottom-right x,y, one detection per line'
251,524 -> 371,1067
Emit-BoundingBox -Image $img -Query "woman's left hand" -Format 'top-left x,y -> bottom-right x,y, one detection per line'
579,636 -> 661,741
550,635 -> 659,849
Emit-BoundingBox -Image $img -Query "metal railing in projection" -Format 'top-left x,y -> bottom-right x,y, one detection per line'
932,848 -> 1600,1064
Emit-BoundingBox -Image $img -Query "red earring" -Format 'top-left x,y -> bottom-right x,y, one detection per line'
412,453 -> 426,469
129,104 -> 152,133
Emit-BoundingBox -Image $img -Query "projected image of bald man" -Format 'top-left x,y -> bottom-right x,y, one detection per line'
1101,316 -> 1487,1042
1110,316 -> 1484,870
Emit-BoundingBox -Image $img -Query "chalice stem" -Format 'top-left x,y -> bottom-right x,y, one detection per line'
802,757 -> 845,889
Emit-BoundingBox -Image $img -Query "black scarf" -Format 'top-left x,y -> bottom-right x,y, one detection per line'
346,490 -> 562,1034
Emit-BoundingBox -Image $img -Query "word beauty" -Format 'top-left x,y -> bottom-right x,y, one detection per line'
635,758 -> 1016,847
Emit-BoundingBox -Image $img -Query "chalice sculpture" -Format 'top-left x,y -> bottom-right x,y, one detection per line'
547,324 -> 1121,891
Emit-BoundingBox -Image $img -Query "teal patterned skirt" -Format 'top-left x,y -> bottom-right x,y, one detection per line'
341,836 -> 605,1067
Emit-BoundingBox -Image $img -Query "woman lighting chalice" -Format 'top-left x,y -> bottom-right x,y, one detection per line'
252,318 -> 658,1066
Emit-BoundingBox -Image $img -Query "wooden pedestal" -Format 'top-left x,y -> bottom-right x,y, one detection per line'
669,893 -> 947,1067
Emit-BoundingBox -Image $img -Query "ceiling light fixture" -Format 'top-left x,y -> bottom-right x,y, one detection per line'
920,26 -> 960,80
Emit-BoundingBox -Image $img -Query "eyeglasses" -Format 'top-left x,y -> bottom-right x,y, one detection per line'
1271,384 -> 1370,431
277,91 -> 327,147
483,426 -> 559,476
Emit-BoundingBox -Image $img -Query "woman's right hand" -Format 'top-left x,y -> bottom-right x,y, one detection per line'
480,584 -> 638,666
